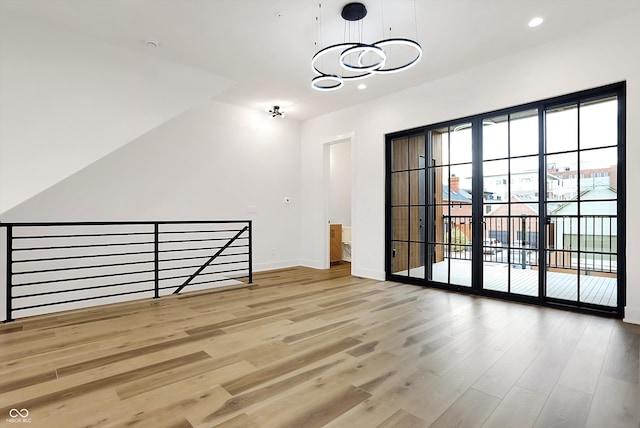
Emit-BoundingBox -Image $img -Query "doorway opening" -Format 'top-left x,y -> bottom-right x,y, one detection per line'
325,137 -> 352,274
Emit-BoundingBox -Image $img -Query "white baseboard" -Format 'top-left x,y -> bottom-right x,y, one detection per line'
623,306 -> 640,325
351,267 -> 385,281
253,260 -> 299,273
299,259 -> 326,270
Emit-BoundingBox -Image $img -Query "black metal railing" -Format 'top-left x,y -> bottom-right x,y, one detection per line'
441,214 -> 617,272
1,220 -> 252,322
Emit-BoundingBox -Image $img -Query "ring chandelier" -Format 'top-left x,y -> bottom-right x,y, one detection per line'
311,2 -> 422,91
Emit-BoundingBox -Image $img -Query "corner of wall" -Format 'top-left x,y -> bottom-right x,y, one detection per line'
623,306 -> 640,325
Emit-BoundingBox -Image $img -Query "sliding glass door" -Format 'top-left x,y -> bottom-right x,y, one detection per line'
386,83 -> 625,316
427,123 -> 473,287
481,109 -> 540,297
544,96 -> 619,307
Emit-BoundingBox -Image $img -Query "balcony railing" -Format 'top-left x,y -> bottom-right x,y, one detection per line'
1,220 -> 252,322
441,214 -> 617,273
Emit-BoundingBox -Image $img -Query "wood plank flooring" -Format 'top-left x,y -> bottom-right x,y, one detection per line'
1,263 -> 638,427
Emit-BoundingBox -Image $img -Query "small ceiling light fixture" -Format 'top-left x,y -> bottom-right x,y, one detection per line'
312,2 -> 423,91
528,17 -> 544,27
145,40 -> 159,48
357,83 -> 367,90
268,106 -> 285,118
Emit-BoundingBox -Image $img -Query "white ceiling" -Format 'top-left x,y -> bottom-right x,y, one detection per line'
3,0 -> 640,121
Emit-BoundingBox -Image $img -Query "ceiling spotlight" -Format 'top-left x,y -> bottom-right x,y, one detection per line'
145,40 -> 159,48
268,106 -> 285,118
528,17 -> 544,27
357,83 -> 367,90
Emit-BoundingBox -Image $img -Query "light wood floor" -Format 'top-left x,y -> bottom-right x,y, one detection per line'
1,264 -> 638,427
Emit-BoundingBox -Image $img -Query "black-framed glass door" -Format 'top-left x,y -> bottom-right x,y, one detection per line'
480,109 -> 540,297
386,82 -> 625,317
427,122 -> 473,288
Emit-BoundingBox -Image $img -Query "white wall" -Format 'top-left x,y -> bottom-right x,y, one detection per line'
329,141 -> 352,227
0,7 -> 230,213
300,11 -> 640,323
1,99 -> 302,272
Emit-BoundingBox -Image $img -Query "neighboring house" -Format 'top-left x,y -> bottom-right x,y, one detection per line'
550,186 -> 617,273
485,194 -> 539,246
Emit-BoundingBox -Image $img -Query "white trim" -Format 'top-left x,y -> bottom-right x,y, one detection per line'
254,260 -> 300,272
623,306 -> 640,325
352,267 -> 385,281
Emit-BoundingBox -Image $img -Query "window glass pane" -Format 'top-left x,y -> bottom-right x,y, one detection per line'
546,104 -> 578,153
430,166 -> 449,206
510,156 -> 539,201
450,164 -> 472,197
391,207 -> 408,241
483,159 -> 508,203
409,242 -> 425,279
391,137 -> 408,171
409,170 -> 424,205
409,134 -> 426,169
391,172 -> 409,205
580,97 -> 617,150
431,128 -> 449,166
510,109 -> 538,157
450,123 -> 472,164
579,147 -> 617,193
409,207 -> 424,241
391,241 -> 408,276
483,115 -> 508,160
546,152 -> 578,204
429,243 -> 448,283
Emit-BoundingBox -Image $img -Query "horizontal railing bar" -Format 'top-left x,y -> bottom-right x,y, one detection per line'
13,259 -> 155,275
158,245 -> 249,254
13,280 -> 154,299
160,267 -> 249,282
1,220 -> 251,227
12,250 -> 156,264
158,260 -> 248,273
175,277 -> 247,288
160,229 -> 249,235
158,237 -> 248,245
13,268 -> 155,287
13,288 -> 154,311
157,276 -> 244,291
159,252 -> 250,263
14,241 -> 154,252
12,231 -> 154,240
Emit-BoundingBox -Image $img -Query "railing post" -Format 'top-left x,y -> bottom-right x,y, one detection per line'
154,223 -> 159,299
5,225 -> 13,323
248,220 -> 253,284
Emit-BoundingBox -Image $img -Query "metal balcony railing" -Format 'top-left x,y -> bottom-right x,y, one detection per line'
441,214 -> 617,273
1,220 -> 252,322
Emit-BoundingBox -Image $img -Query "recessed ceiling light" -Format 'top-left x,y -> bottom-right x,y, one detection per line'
528,17 -> 544,27
357,84 -> 367,90
145,40 -> 159,48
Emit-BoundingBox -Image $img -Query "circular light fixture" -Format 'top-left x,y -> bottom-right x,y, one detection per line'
340,44 -> 387,72
528,17 -> 544,27
366,39 -> 423,74
312,43 -> 370,80
311,2 -> 422,91
311,74 -> 344,91
145,40 -> 159,48
357,83 -> 367,90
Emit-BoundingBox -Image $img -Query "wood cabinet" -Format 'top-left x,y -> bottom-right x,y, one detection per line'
330,224 -> 342,263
